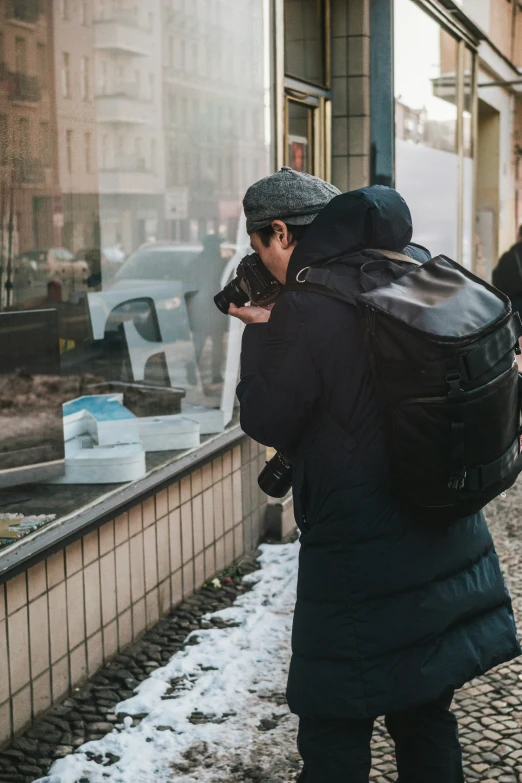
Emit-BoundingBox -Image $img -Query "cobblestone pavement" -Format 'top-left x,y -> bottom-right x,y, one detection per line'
0,554 -> 270,783
0,484 -> 521,783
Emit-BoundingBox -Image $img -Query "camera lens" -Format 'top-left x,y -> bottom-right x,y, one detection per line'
213,278 -> 249,314
214,290 -> 232,314
258,452 -> 293,498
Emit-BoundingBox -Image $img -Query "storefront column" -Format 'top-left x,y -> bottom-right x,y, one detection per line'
330,0 -> 371,191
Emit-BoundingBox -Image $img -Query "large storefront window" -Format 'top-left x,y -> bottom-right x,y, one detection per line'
394,0 -> 475,267
0,0 -> 273,546
395,0 -> 458,258
284,0 -> 326,87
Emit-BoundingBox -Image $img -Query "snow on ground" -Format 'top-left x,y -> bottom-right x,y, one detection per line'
35,541 -> 301,783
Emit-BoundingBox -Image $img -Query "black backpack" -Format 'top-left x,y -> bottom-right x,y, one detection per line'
287,250 -> 522,524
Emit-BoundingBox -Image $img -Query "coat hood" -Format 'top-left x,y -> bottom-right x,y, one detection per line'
287,185 -> 413,281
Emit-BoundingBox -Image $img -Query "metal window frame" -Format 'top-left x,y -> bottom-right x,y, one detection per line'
0,424 -> 246,585
411,0 -> 481,49
470,45 -> 479,274
457,41 -> 479,269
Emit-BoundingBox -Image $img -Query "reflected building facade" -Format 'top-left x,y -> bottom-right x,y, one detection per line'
0,0 -> 273,526
94,0 -> 164,253
53,0 -> 99,254
162,0 -> 268,245
0,0 -> 59,304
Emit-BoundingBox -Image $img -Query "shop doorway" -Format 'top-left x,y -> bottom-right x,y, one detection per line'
475,100 -> 500,281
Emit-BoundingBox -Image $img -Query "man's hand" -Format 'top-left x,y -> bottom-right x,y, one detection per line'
228,302 -> 274,324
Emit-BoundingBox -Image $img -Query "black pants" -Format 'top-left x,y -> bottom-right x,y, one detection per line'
297,689 -> 464,783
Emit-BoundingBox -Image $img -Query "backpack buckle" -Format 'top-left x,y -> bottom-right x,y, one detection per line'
448,471 -> 467,491
446,372 -> 465,398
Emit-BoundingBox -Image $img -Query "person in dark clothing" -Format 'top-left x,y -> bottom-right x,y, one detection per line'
229,168 -> 520,783
186,234 -> 227,384
493,225 -> 522,322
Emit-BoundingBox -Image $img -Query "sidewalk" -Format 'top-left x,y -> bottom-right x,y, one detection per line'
1,481 -> 521,783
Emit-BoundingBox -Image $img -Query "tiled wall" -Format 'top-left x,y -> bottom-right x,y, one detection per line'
331,0 -> 371,191
0,437 -> 268,746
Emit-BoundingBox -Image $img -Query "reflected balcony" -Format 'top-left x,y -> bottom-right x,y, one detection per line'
8,72 -> 41,103
5,0 -> 42,25
95,94 -> 152,125
103,82 -> 140,99
103,156 -> 150,172
94,10 -> 152,57
98,160 -> 157,194
13,157 -> 45,184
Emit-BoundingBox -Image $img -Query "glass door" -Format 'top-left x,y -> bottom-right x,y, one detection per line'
286,97 -> 315,173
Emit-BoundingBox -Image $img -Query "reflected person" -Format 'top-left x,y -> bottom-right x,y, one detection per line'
187,234 -> 227,385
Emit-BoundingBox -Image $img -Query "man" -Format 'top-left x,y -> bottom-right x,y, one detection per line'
229,167 -> 520,783
493,225 -> 522,321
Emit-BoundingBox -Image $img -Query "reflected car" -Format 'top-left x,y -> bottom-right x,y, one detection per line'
44,248 -> 89,283
12,247 -> 88,289
112,243 -> 201,289
75,247 -> 126,284
10,250 -> 47,288
105,244 -> 203,342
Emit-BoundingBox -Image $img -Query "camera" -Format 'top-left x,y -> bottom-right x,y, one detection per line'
214,254 -> 289,498
258,452 -> 293,498
214,252 -> 282,314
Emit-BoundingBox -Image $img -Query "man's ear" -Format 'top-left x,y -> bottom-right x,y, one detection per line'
271,220 -> 293,248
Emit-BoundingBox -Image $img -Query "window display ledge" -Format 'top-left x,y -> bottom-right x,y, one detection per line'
0,423 -> 244,585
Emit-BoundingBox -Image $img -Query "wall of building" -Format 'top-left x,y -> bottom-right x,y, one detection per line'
477,75 -> 517,258
330,0 -> 371,191
515,97 -> 522,229
514,10 -> 522,68
0,437 -> 268,746
488,0 -> 515,57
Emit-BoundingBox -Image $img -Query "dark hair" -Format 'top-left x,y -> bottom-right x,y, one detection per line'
518,225 -> 522,241
257,222 -> 309,248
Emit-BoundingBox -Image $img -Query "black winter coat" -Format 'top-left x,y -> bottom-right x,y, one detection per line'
237,186 -> 520,719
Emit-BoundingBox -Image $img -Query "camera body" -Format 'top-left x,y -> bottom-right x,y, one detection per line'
214,252 -> 282,314
214,254 -> 291,498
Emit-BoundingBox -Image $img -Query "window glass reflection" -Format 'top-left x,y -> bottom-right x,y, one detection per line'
0,0 -> 272,538
284,0 -> 326,87
394,0 -> 459,260
463,47 -> 474,158
287,100 -> 313,173
395,0 -> 458,154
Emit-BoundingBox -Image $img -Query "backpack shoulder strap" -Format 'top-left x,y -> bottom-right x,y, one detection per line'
367,248 -> 422,266
283,266 -> 359,305
284,249 -> 422,303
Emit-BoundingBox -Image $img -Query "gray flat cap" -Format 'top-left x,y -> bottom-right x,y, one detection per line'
243,167 -> 341,234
